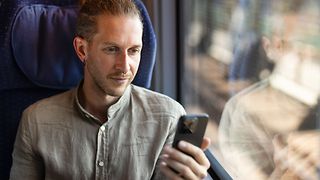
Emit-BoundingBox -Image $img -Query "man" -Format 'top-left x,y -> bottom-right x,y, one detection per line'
10,0 -> 210,179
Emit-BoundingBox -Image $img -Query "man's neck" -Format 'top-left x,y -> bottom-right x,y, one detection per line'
79,81 -> 120,123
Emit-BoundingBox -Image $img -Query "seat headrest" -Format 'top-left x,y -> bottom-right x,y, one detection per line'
10,0 -> 156,89
11,5 -> 83,89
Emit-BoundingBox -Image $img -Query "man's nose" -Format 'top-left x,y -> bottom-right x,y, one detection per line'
115,52 -> 130,73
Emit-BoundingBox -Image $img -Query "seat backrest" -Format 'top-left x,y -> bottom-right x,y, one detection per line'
0,0 -> 156,179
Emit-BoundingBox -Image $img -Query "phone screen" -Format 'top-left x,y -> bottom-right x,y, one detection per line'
172,114 -> 209,148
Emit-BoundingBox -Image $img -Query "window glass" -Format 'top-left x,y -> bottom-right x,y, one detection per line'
179,0 -> 320,179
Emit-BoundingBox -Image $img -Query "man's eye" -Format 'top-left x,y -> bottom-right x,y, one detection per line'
128,48 -> 141,55
104,47 -> 119,54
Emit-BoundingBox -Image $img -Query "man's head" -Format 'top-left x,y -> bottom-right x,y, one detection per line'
73,0 -> 143,97
260,0 -> 317,63
76,0 -> 143,42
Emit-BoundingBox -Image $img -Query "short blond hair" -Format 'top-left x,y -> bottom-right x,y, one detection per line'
76,0 -> 142,42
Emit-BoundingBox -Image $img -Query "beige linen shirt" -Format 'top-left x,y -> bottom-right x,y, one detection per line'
10,84 -> 186,180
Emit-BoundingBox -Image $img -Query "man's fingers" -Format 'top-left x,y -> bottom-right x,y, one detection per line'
159,161 -> 184,180
163,144 -> 209,178
177,141 -> 210,169
201,137 -> 211,150
161,155 -> 199,179
160,138 -> 211,179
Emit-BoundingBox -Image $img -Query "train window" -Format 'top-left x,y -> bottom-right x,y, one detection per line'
178,0 -> 320,179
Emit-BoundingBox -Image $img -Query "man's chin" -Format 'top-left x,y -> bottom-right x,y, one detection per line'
105,86 -> 128,97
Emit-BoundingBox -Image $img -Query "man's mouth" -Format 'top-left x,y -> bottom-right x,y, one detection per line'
110,76 -> 130,84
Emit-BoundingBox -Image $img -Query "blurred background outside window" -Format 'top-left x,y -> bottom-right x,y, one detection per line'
179,0 -> 320,179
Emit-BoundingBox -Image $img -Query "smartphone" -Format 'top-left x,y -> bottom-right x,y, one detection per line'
172,114 -> 209,149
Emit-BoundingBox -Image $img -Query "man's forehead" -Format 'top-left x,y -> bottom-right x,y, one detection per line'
96,13 -> 143,28
91,14 -> 143,46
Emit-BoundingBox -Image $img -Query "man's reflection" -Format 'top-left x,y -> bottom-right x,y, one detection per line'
218,0 -> 320,179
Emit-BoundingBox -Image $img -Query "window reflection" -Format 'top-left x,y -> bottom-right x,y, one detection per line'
179,0 -> 320,179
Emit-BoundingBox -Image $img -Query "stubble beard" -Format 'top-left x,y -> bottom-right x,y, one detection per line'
87,67 -> 127,98
92,74 -> 128,97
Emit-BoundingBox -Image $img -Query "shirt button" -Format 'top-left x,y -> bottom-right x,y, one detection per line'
98,161 -> 104,167
100,126 -> 105,132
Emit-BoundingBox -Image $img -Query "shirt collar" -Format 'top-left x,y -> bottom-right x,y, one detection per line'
107,85 -> 131,120
74,81 -> 132,125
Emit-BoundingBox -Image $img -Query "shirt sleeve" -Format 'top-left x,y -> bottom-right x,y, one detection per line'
152,103 -> 186,180
218,95 -> 275,178
166,103 -> 187,146
10,109 -> 44,180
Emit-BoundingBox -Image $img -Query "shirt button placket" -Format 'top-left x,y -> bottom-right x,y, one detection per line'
97,125 -> 108,179
98,161 -> 104,167
98,126 -> 105,167
96,125 -> 106,179
100,126 -> 105,132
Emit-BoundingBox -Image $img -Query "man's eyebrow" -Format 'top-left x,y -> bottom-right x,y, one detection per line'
102,42 -> 142,48
102,42 -> 118,46
131,44 -> 142,49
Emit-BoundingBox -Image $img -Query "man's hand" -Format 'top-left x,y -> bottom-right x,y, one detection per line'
159,137 -> 211,180
271,132 -> 320,180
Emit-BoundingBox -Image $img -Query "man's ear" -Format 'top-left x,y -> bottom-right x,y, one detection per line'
73,36 -> 88,64
262,35 -> 284,62
262,36 -> 277,61
262,36 -> 271,53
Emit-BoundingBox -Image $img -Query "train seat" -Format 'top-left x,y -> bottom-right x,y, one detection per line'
0,0 -> 156,179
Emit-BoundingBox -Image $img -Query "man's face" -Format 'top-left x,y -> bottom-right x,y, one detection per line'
84,14 -> 143,97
